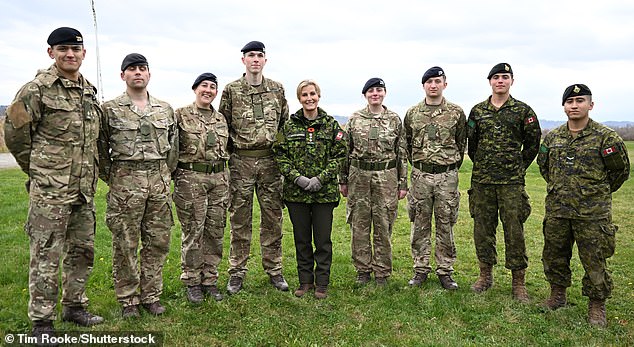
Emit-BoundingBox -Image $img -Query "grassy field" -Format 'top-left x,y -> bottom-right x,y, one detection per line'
1,143 -> 633,346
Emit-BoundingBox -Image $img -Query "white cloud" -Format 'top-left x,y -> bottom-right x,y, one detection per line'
1,0 -> 633,121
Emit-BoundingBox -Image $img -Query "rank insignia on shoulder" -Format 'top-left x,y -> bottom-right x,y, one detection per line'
524,116 -> 536,125
602,146 -> 618,156
335,130 -> 344,141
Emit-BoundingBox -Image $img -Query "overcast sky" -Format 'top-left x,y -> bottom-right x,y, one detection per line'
1,0 -> 633,122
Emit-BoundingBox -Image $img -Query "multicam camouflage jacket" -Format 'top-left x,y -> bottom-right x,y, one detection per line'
175,103 -> 229,163
467,95 -> 541,184
404,97 -> 467,168
218,75 -> 289,151
4,64 -> 101,204
99,92 -> 178,182
537,119 -> 630,219
339,105 -> 408,189
272,108 -> 347,203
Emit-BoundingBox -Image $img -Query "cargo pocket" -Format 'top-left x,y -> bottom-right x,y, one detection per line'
599,222 -> 617,258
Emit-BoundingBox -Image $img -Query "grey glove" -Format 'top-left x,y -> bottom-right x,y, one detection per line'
306,177 -> 322,192
294,175 -> 311,189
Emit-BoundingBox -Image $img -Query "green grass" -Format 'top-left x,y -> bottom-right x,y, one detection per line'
1,142 -> 633,346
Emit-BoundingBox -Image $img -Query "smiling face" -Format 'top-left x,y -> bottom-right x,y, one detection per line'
299,84 -> 320,114
364,86 -> 386,107
121,65 -> 150,90
194,80 -> 218,108
48,44 -> 85,80
489,73 -> 513,95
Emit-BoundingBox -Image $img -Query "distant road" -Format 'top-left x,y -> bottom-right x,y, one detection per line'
0,153 -> 18,169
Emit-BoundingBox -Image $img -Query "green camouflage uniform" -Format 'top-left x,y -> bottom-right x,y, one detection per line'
4,64 -> 101,322
272,108 -> 347,285
467,95 -> 541,269
340,105 -> 407,278
99,92 -> 178,307
173,103 -> 230,287
219,75 -> 289,279
537,119 -> 630,299
404,98 -> 466,276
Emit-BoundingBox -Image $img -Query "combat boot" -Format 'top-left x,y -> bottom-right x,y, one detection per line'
542,283 -> 567,310
186,285 -> 204,304
32,320 -> 57,347
314,284 -> 328,299
471,262 -> 493,293
588,299 -> 607,328
439,274 -> 459,290
202,284 -> 224,301
62,306 -> 104,326
294,283 -> 314,298
227,276 -> 243,295
269,274 -> 289,291
408,272 -> 428,287
355,272 -> 371,286
511,269 -> 530,303
142,301 -> 166,315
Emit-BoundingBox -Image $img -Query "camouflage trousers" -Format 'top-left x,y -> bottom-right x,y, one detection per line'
228,154 -> 284,278
347,166 -> 399,278
468,182 -> 531,270
542,216 -> 616,300
408,169 -> 459,276
26,200 -> 95,321
173,168 -> 229,287
106,161 -> 173,307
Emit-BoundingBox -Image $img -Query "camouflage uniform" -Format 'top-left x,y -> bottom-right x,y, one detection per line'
467,95 -> 541,269
404,98 -> 466,276
340,105 -> 407,278
99,92 -> 178,307
173,103 -> 229,287
4,64 -> 100,321
537,119 -> 629,299
272,108 -> 347,285
219,75 -> 289,279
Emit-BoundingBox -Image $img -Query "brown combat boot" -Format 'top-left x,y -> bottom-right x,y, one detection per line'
294,283 -> 314,297
511,269 -> 530,303
314,284 -> 328,299
142,301 -> 166,315
588,299 -> 607,328
186,285 -> 204,304
542,284 -> 567,310
471,262 -> 493,293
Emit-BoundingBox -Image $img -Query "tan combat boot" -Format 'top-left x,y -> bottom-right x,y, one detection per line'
542,284 -> 566,310
511,269 -> 530,303
588,299 -> 607,328
471,262 -> 493,293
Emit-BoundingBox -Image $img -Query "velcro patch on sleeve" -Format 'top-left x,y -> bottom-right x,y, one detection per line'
335,130 -> 344,141
601,146 -> 619,157
524,116 -> 536,125
539,144 -> 549,153
467,119 -> 476,128
6,101 -> 32,129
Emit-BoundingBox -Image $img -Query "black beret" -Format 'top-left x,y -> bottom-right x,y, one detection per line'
422,66 -> 445,84
121,53 -> 148,71
192,72 -> 218,90
241,41 -> 265,53
562,84 -> 592,105
487,63 -> 513,79
362,77 -> 386,94
47,27 -> 83,46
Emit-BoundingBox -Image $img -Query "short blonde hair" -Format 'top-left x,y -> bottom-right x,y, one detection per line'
296,79 -> 321,100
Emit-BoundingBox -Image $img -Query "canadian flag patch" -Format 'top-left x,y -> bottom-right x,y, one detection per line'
602,146 -> 617,156
524,116 -> 536,125
335,131 -> 344,141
